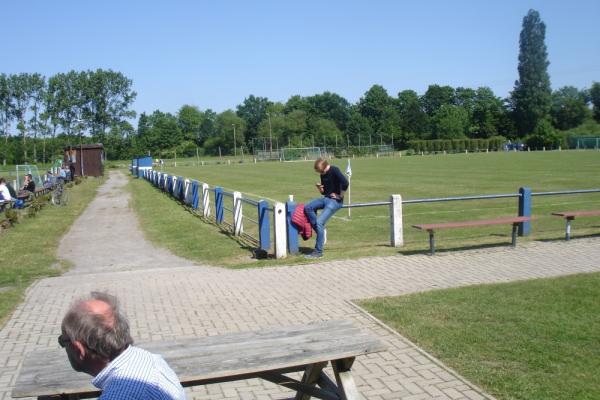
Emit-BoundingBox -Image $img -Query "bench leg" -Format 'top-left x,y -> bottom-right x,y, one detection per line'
295,362 -> 327,400
512,223 -> 518,247
333,358 -> 362,400
428,230 -> 435,256
566,217 -> 573,241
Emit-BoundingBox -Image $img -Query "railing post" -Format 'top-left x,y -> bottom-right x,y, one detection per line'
202,183 -> 211,217
273,202 -> 287,259
390,194 -> 403,247
191,180 -> 199,209
258,200 -> 270,253
183,179 -> 191,204
518,187 -> 532,236
286,201 -> 299,254
215,186 -> 224,224
233,191 -> 243,236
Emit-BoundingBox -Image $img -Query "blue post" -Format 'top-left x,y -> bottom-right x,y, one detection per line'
286,201 -> 299,254
518,187 -> 532,236
192,180 -> 199,209
167,176 -> 172,194
177,176 -> 185,200
215,187 -> 224,224
258,200 -> 270,252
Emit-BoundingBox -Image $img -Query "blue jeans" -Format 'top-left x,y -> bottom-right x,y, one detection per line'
304,197 -> 342,253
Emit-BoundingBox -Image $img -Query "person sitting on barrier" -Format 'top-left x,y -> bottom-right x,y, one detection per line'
0,177 -> 12,201
59,292 -> 186,400
304,158 -> 349,259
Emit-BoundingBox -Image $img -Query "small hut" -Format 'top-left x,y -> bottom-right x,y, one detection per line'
64,144 -> 104,177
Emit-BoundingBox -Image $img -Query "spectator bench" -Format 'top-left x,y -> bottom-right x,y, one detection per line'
12,320 -> 386,400
413,216 -> 532,255
551,210 -> 600,240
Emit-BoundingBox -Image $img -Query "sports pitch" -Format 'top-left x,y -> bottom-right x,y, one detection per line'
159,151 -> 600,258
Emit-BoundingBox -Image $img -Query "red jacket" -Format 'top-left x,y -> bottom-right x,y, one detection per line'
291,204 -> 312,240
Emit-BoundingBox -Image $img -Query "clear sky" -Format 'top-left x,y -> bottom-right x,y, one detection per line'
2,0 -> 599,116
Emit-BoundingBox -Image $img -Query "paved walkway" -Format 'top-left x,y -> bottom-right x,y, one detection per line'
2,171 -> 599,399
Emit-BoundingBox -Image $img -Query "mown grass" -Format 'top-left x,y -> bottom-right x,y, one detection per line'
358,272 -> 600,400
0,177 -> 104,325
147,151 -> 600,264
128,177 -> 258,267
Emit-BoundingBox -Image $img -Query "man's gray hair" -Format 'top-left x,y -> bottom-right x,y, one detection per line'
62,292 -> 134,360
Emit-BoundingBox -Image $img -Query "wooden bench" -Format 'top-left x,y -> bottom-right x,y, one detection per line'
12,320 -> 386,400
413,216 -> 532,255
551,210 -> 600,240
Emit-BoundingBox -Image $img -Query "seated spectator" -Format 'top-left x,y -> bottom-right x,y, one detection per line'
59,292 -> 186,400
0,177 -> 12,201
45,170 -> 55,186
59,165 -> 67,181
20,174 -> 36,193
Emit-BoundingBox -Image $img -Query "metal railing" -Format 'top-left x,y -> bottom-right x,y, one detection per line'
140,168 -> 600,260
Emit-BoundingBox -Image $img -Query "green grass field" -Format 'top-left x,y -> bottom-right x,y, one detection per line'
152,151 -> 600,262
358,272 -> 600,400
0,177 -> 104,324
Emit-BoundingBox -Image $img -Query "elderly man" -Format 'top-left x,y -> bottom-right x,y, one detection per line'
59,292 -> 186,399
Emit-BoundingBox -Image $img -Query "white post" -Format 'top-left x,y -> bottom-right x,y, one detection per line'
390,194 -> 403,247
273,202 -> 287,259
233,191 -> 243,236
184,179 -> 192,205
202,183 -> 211,217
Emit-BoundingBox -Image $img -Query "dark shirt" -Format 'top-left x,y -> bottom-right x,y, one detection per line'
24,181 -> 35,192
320,165 -> 349,201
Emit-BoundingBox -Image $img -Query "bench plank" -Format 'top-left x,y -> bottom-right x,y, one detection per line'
412,216 -> 531,231
13,320 -> 385,398
412,216 -> 531,255
552,210 -> 600,218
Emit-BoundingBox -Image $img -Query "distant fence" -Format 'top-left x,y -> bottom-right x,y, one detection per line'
139,168 -> 600,259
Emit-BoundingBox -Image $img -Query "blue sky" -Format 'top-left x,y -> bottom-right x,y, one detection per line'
2,0 -> 599,116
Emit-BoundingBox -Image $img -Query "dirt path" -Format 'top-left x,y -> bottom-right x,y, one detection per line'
58,170 -> 207,275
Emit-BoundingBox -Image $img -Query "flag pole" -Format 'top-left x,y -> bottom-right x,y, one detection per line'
346,158 -> 352,218
348,176 -> 351,218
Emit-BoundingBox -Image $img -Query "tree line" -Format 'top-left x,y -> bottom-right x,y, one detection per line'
2,10 -> 600,164
0,69 -> 136,165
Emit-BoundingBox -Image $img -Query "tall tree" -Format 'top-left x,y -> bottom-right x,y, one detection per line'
421,85 -> 455,116
0,74 -> 14,165
432,105 -> 468,139
28,73 -> 46,162
512,9 -> 552,136
10,73 -> 33,161
236,95 -> 272,146
590,82 -> 600,123
397,90 -> 429,138
471,87 -> 504,138
550,86 -> 590,130
177,105 -> 204,143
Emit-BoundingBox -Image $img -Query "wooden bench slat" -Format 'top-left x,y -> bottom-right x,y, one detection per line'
412,216 -> 530,231
552,210 -> 600,218
13,320 -> 386,398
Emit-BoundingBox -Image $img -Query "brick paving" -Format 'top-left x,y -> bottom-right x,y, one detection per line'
1,171 -> 599,399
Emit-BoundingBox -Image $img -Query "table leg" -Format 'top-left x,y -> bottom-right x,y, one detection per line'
294,362 -> 328,400
566,217 -> 573,240
429,230 -> 435,256
512,223 -> 518,247
332,358 -> 361,400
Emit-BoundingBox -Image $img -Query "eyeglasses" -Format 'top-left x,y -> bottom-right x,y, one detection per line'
58,334 -> 71,348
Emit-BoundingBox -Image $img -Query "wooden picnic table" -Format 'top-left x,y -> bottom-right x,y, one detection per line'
12,320 -> 386,400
